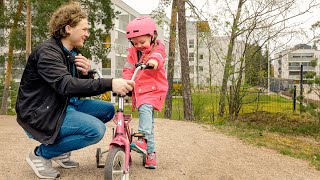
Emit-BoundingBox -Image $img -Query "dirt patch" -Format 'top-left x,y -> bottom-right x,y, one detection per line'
1,115 -> 320,180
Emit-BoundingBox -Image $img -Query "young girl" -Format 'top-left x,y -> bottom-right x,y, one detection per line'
122,16 -> 168,169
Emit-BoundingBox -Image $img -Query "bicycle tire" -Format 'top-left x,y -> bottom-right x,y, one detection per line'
104,147 -> 129,180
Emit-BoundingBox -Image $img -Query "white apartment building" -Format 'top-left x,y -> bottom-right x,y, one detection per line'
173,21 -> 245,87
93,0 -> 170,80
273,44 -> 320,82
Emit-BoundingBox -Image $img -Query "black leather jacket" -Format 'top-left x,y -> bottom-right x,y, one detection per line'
16,36 -> 112,145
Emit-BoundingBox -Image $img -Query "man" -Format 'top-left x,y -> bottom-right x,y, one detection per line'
15,1 -> 134,179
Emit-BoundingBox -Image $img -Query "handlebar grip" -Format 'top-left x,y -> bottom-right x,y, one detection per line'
112,92 -> 132,97
127,91 -> 132,97
88,69 -> 98,74
145,64 -> 154,69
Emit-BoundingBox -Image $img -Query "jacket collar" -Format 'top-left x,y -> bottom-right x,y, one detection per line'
51,36 -> 81,56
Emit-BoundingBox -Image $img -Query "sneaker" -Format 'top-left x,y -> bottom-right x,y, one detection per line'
130,138 -> 147,154
145,152 -> 156,169
26,150 -> 60,179
52,152 -> 79,169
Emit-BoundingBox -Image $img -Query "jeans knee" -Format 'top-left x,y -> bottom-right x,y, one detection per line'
87,124 -> 106,144
106,109 -> 115,122
101,106 -> 115,123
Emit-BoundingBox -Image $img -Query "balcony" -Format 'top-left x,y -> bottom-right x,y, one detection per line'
104,43 -> 128,55
102,68 -> 111,76
288,66 -> 315,71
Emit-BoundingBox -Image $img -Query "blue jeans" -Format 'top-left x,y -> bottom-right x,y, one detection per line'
138,104 -> 155,153
35,99 -> 115,159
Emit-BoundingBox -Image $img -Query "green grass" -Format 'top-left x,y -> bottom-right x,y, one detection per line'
214,112 -> 320,170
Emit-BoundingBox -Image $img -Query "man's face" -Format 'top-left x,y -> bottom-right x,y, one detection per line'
67,18 -> 90,48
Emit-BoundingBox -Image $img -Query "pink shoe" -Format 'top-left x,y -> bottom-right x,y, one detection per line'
130,138 -> 147,154
145,152 -> 156,169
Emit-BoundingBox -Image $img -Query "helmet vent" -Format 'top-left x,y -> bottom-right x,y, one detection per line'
133,30 -> 139,33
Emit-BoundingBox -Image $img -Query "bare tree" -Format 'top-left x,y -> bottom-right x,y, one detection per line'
164,0 -> 178,119
218,0 -> 320,117
1,0 -> 23,114
218,0 -> 245,117
178,0 -> 194,121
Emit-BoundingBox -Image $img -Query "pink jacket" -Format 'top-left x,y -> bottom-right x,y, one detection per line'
122,40 -> 168,111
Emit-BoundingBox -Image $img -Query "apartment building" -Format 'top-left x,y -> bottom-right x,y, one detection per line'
93,0 -> 170,80
273,44 -> 320,82
173,20 -> 245,87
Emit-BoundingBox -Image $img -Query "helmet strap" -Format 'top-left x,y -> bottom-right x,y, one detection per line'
151,31 -> 158,44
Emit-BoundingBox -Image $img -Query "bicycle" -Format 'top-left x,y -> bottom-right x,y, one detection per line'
93,63 -> 153,180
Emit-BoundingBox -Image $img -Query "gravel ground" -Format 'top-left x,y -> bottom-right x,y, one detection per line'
1,115 -> 320,180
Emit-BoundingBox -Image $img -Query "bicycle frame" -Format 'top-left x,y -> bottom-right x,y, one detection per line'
108,64 -> 150,173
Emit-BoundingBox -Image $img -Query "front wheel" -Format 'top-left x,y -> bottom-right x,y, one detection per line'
104,147 -> 129,180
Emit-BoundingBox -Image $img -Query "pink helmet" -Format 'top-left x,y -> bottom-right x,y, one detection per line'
126,16 -> 157,39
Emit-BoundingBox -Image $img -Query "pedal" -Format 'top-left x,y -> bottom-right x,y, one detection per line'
133,133 -> 145,137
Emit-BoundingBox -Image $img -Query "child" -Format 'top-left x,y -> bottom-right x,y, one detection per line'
122,16 -> 168,169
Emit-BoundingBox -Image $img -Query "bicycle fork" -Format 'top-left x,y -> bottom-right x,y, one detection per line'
109,99 -> 131,173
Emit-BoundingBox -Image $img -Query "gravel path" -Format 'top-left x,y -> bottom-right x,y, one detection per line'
1,115 -> 320,180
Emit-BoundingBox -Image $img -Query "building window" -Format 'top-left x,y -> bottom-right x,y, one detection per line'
302,62 -> 310,66
190,65 -> 194,74
189,39 -> 194,48
189,53 -> 194,61
289,62 -> 299,67
114,6 -> 129,31
199,54 -> 203,60
104,34 -> 111,49
289,71 -> 300,75
102,58 -> 111,75
199,66 -> 203,71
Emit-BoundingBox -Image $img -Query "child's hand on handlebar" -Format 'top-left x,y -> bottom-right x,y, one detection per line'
112,79 -> 135,96
146,59 -> 158,69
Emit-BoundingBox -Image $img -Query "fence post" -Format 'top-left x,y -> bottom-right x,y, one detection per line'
293,85 -> 296,112
300,65 -> 303,114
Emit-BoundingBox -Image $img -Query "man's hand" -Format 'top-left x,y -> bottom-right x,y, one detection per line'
75,54 -> 91,75
147,59 -> 158,69
112,78 -> 135,96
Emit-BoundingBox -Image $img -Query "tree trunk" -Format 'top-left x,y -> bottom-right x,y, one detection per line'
218,0 -> 244,117
164,0 -> 178,119
26,0 -> 32,61
178,0 -> 194,121
0,0 -> 3,8
1,0 -> 23,115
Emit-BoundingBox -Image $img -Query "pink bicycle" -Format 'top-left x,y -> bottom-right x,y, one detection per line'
94,63 -> 153,180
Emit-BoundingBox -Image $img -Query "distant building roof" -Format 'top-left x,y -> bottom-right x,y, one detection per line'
294,44 -> 311,49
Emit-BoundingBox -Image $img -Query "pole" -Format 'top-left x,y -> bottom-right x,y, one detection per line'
267,35 -> 270,94
293,85 -> 296,112
268,58 -> 270,94
300,64 -> 303,114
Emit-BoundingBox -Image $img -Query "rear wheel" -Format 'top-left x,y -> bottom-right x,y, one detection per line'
96,148 -> 104,168
104,147 -> 129,180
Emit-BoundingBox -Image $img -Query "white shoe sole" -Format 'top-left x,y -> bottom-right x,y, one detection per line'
26,156 -> 59,179
53,160 -> 78,169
